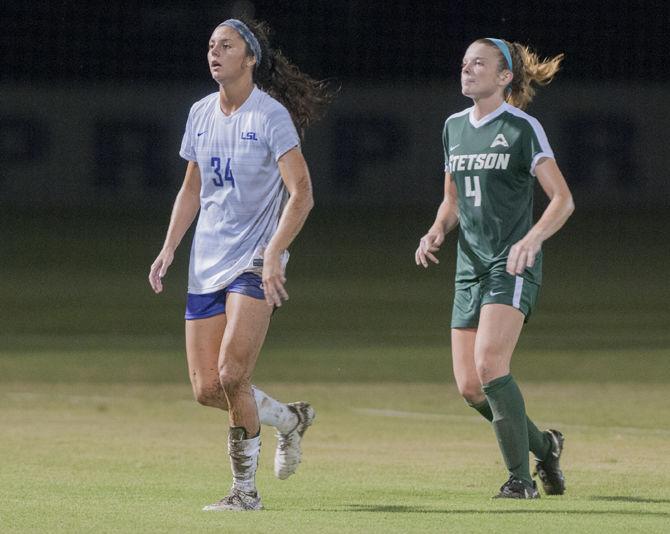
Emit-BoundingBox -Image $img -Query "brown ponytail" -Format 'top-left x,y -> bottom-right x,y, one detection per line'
239,18 -> 335,138
478,39 -> 564,110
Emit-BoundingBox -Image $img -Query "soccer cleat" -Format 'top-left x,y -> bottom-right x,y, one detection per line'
534,429 -> 566,495
274,401 -> 316,480
493,476 -> 540,499
202,488 -> 263,511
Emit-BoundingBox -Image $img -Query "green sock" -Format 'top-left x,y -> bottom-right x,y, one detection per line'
527,417 -> 551,461
482,374 -> 532,484
468,399 -> 551,460
468,399 -> 494,421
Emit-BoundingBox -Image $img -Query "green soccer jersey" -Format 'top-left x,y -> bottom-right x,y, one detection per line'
443,102 -> 554,286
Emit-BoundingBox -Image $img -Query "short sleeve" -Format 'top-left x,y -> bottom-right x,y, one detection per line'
179,105 -> 197,161
523,117 -> 554,176
265,106 -> 300,161
442,121 -> 451,172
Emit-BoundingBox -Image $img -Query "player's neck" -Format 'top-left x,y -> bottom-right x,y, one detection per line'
218,78 -> 254,116
471,94 -> 505,121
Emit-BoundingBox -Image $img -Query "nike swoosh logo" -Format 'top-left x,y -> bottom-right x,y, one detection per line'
449,144 -> 460,151
489,290 -> 505,296
197,130 -> 208,137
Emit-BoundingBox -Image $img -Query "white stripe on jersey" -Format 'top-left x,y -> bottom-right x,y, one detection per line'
502,104 -> 554,176
445,106 -> 472,124
513,275 -> 524,308
179,86 -> 300,294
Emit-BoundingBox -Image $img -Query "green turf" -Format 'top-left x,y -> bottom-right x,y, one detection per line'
2,382 -> 669,533
1,207 -> 669,531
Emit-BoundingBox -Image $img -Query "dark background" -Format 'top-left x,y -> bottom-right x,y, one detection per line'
3,0 -> 668,83
3,0 -> 669,209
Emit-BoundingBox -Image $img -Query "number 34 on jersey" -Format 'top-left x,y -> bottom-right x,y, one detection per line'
211,156 -> 235,188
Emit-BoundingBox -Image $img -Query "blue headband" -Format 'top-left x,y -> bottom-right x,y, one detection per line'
219,19 -> 262,66
485,38 -> 513,71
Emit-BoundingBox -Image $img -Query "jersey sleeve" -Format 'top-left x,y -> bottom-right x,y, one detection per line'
522,116 -> 554,176
442,121 -> 451,172
179,104 -> 197,161
265,105 -> 300,161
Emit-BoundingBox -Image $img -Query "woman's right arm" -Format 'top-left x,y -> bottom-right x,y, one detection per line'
415,172 -> 459,268
148,161 -> 202,293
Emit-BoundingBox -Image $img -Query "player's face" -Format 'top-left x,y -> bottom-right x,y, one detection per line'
461,42 -> 510,100
207,25 -> 255,84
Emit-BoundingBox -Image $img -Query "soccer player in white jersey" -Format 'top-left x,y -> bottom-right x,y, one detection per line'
416,39 -> 574,498
148,18 -> 332,511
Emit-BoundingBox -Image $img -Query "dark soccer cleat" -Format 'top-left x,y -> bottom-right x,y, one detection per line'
493,476 -> 540,499
534,429 -> 565,495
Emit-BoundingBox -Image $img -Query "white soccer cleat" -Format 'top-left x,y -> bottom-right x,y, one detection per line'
274,402 -> 316,480
202,488 -> 263,511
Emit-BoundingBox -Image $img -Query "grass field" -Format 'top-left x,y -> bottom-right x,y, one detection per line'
1,206 -> 669,532
2,382 -> 670,533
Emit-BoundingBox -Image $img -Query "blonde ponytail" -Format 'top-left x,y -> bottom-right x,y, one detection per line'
478,39 -> 564,110
507,43 -> 564,109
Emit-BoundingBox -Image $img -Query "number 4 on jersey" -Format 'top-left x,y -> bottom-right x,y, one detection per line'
211,157 -> 235,188
465,175 -> 481,207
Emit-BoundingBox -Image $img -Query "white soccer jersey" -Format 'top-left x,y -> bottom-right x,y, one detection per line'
179,86 -> 300,294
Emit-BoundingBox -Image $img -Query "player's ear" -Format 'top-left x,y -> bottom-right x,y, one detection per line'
499,69 -> 513,86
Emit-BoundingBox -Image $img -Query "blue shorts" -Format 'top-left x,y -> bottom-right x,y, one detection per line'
185,272 -> 264,320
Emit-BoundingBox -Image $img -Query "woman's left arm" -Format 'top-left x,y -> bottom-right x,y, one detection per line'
507,158 -> 575,275
262,147 -> 315,307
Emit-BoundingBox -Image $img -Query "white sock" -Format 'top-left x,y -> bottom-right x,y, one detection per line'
228,430 -> 260,494
252,386 -> 298,433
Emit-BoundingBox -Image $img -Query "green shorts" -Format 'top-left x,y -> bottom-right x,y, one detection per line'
451,270 -> 540,328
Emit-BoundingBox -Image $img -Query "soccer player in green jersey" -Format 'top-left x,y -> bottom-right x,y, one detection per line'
415,38 -> 574,499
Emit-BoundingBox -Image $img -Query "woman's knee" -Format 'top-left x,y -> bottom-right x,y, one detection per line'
218,340 -> 256,392
456,380 -> 485,405
474,351 -> 509,385
218,363 -> 251,394
192,380 -> 226,408
452,360 -> 484,404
